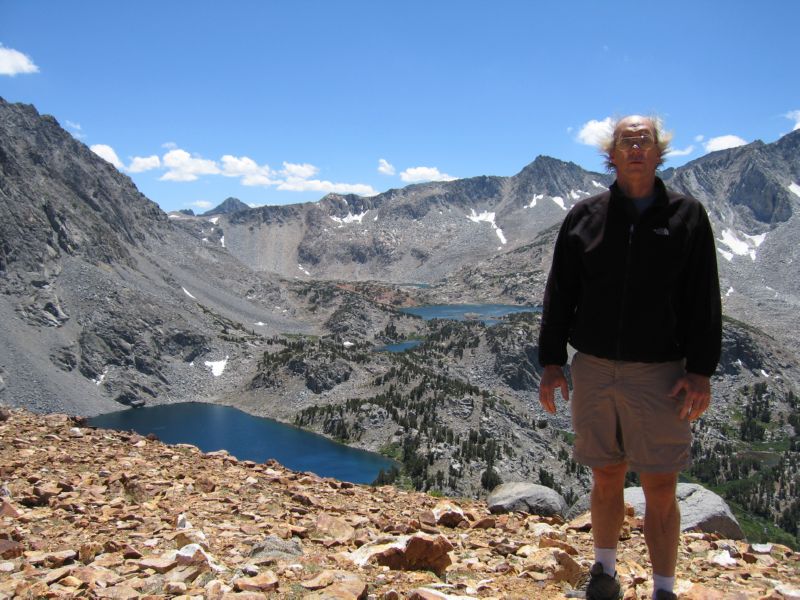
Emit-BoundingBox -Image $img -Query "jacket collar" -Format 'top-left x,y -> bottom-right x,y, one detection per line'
609,176 -> 669,222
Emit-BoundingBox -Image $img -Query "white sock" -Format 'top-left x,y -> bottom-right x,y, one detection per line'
652,573 -> 675,598
594,547 -> 617,575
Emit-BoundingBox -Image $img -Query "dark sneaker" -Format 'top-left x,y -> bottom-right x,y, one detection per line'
654,591 -> 677,600
565,562 -> 622,599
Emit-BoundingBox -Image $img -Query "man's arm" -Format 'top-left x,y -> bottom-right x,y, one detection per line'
538,212 -> 580,367
681,204 -> 722,377
539,365 -> 570,414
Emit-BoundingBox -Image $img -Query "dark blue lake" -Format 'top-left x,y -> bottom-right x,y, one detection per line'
401,303 -> 539,325
88,402 -> 396,484
376,340 -> 424,353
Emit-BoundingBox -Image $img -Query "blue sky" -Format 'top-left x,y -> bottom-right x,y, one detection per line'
2,1 -> 798,213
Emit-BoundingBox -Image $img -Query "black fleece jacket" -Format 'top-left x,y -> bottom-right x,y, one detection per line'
538,177 -> 722,377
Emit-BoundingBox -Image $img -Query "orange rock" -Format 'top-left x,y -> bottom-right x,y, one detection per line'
234,570 -> 279,592
538,536 -> 579,555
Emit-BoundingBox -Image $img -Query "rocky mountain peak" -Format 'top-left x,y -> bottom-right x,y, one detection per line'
663,130 -> 799,230
0,97 -> 167,282
509,155 -> 611,205
201,197 -> 251,216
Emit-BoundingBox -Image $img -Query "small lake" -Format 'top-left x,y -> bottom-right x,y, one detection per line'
89,402 -> 396,484
401,303 -> 539,325
375,340 -> 424,353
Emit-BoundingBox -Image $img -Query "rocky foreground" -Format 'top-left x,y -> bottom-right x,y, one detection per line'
1,409 -> 798,600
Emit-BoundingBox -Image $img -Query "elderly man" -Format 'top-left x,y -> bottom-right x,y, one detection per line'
537,115 -> 721,600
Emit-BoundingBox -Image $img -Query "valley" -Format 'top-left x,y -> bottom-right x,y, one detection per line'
1,97 -> 799,547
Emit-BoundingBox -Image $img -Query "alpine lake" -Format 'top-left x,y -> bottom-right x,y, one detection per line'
89,303 -> 538,484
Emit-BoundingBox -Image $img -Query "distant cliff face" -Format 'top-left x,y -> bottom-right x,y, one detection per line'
0,98 -> 167,287
0,99 -> 301,415
662,130 -> 800,353
217,158 -> 613,283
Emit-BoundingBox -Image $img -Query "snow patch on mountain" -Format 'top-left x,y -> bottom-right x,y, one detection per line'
716,228 -> 767,262
220,236 -> 225,248
331,211 -> 368,226
467,209 -> 506,245
182,287 -> 197,300
298,264 -> 311,276
204,356 -> 228,377
92,367 -> 108,386
526,193 -> 544,209
208,217 -> 220,225
789,182 -> 800,198
551,196 -> 567,211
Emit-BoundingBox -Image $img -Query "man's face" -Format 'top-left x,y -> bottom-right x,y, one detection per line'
610,117 -> 660,182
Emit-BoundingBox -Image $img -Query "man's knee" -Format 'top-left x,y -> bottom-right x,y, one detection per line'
593,462 -> 628,484
640,472 -> 679,509
592,462 -> 627,496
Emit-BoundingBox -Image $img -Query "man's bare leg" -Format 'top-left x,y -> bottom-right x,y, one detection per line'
640,471 -> 680,597
591,463 -> 628,563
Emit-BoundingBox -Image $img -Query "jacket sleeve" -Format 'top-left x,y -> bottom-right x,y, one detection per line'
538,211 -> 580,367
680,204 -> 722,376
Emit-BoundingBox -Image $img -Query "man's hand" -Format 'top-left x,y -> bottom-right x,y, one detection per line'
670,373 -> 711,421
539,365 -> 569,414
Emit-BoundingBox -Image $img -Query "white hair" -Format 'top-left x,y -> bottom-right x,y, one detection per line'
599,115 -> 673,171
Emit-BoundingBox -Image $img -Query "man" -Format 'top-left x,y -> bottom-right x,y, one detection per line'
537,115 -> 721,600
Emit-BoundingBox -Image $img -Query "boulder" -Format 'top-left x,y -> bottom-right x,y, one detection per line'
486,482 -> 567,517
565,494 -> 591,521
347,533 -> 453,575
249,535 -> 303,565
623,483 -> 744,539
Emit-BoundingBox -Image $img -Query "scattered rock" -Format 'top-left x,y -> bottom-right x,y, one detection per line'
0,408 -> 797,600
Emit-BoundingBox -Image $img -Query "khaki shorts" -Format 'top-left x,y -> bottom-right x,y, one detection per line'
570,352 -> 692,473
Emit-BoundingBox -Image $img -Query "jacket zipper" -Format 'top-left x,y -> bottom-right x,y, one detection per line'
616,223 -> 635,359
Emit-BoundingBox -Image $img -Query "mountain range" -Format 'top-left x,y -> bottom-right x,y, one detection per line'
1,97 -> 799,543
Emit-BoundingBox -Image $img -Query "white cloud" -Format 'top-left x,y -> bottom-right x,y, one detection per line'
220,155 -> 276,186
162,141 -> 178,150
192,200 -> 213,210
160,149 -> 220,181
399,166 -> 455,183
116,143 -> 377,196
0,44 -> 39,76
785,110 -> 800,131
66,120 -> 82,131
704,135 -> 747,153
378,159 -> 396,175
667,145 -> 694,157
277,179 -> 376,195
90,144 -> 123,169
694,134 -> 705,142
128,155 -> 161,173
577,117 -> 614,146
280,162 -> 319,180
